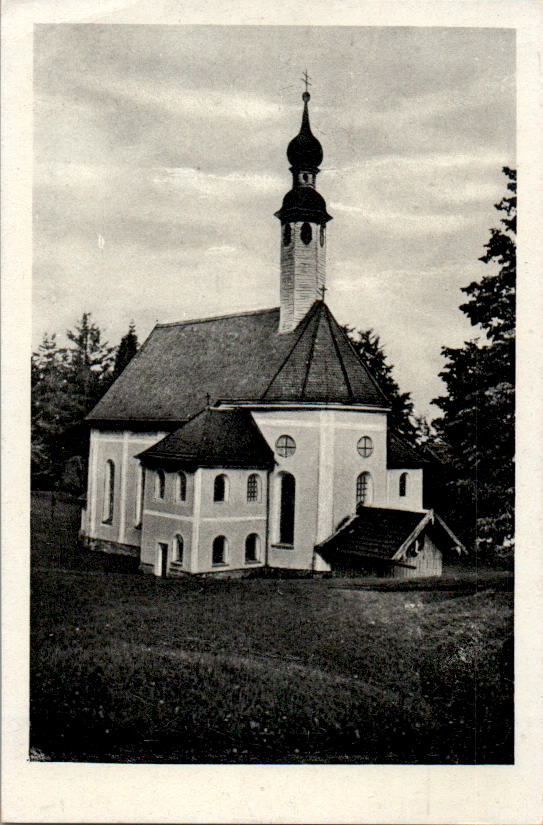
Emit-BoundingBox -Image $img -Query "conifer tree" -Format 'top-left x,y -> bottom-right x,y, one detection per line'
344,326 -> 418,442
113,321 -> 139,379
31,334 -> 71,487
432,168 -> 516,559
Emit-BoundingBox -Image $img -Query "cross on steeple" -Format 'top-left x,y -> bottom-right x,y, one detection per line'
301,69 -> 312,94
319,284 -> 327,300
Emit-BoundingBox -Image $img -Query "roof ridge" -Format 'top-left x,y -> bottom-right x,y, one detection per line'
261,301 -> 320,399
155,306 -> 278,329
325,303 -> 354,402
328,310 -> 391,407
300,301 -> 323,398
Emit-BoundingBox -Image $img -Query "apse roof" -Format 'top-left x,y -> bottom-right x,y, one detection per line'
136,408 -> 275,471
87,301 -> 390,425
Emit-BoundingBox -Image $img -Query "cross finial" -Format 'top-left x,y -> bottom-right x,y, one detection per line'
302,69 -> 312,94
319,284 -> 327,300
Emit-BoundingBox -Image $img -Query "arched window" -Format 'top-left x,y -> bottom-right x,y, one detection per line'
319,224 -> 325,247
275,434 -> 296,458
356,471 -> 373,506
283,223 -> 291,246
301,222 -> 312,245
177,471 -> 187,502
212,535 -> 228,565
155,469 -> 165,500
134,464 -> 144,526
247,473 -> 261,502
174,534 -> 184,564
102,459 -> 115,523
399,472 -> 408,497
279,472 -> 296,545
245,533 -> 261,563
213,474 -> 228,502
357,436 -> 373,457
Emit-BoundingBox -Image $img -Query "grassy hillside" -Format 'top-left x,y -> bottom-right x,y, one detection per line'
30,494 -> 513,764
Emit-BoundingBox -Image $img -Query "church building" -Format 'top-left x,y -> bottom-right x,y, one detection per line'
81,89 -> 464,578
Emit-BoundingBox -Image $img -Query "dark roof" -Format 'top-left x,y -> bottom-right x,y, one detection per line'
286,94 -> 323,170
387,432 -> 432,469
137,408 -> 275,471
275,186 -> 332,224
317,507 -> 425,561
316,506 -> 465,563
87,301 -> 389,424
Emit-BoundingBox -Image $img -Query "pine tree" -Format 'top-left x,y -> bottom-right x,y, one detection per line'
432,168 -> 516,559
113,321 -> 139,379
344,326 -> 419,442
31,315 -> 115,490
31,334 -> 72,487
66,313 -> 115,414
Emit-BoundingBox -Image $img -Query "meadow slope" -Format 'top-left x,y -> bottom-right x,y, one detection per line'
30,494 -> 513,764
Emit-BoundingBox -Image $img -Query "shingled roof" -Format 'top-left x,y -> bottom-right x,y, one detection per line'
136,408 -> 275,471
387,432 -> 432,469
87,301 -> 389,424
316,506 -> 465,565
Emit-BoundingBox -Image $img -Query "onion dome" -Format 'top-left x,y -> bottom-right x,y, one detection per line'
286,92 -> 323,171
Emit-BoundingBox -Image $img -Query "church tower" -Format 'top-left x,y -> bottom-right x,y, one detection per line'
275,90 -> 333,333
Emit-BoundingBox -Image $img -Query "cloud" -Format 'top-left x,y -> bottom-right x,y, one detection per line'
32,24 -> 515,419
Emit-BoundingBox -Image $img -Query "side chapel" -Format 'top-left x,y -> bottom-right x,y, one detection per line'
81,89 -> 464,578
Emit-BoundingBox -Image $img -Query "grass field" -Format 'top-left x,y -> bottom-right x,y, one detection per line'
30,493 -> 514,764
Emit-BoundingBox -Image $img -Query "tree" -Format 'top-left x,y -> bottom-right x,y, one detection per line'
344,326 -> 419,442
31,334 -> 72,487
113,321 -> 139,379
432,168 -> 516,559
66,313 -> 115,415
31,314 -> 116,490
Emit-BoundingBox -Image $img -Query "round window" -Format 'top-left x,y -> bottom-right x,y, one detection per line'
357,436 -> 373,457
275,434 -> 296,458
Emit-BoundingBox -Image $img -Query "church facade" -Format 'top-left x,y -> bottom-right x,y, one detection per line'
81,91 -> 464,578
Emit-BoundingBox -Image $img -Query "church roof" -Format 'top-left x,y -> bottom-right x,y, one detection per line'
136,408 -> 275,471
316,506 -> 465,564
275,185 -> 333,224
387,432 -> 432,469
87,301 -> 389,425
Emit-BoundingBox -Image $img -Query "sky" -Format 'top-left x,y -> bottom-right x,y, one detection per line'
33,24 -> 515,420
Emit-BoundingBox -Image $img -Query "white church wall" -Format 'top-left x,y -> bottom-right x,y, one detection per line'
330,409 -> 388,532
84,428 -> 165,549
140,511 -> 195,575
386,468 -> 424,511
252,409 -> 321,569
194,468 -> 268,573
251,407 -> 388,568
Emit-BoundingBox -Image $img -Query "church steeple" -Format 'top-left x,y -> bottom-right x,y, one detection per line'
275,86 -> 332,333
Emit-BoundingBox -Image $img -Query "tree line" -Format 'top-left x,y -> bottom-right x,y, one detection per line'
31,316 -> 139,492
31,168 -> 515,561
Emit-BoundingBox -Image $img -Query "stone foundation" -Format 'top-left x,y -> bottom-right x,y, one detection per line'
81,535 -> 140,558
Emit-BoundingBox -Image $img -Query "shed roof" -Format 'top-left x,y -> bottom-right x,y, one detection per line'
316,506 -> 465,564
136,408 -> 275,471
88,301 -> 389,425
